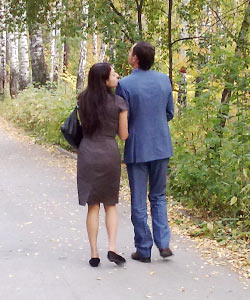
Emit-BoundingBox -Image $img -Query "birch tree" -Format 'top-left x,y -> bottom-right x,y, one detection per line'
50,0 -> 62,84
92,21 -> 98,60
9,30 -> 19,98
0,0 -> 6,96
62,41 -> 70,73
76,0 -> 88,92
29,25 -> 48,86
177,0 -> 189,114
99,35 -> 107,62
19,27 -> 30,90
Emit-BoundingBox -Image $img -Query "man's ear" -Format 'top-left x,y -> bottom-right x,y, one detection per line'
133,55 -> 139,64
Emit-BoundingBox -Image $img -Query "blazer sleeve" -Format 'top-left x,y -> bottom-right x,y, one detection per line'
166,78 -> 174,122
116,82 -> 130,116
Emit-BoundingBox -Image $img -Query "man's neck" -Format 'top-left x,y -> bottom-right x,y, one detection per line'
132,63 -> 139,70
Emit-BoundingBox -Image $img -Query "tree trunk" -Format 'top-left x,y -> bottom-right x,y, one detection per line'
92,22 -> 98,60
76,0 -> 88,92
29,25 -> 48,86
168,0 -> 173,84
9,31 -> 19,98
135,0 -> 143,38
195,5 -> 207,98
177,0 -> 188,112
50,27 -> 59,83
63,41 -> 70,73
50,1 -> 62,84
108,37 -> 116,62
0,0 -> 7,96
19,28 -> 30,90
99,35 -> 107,62
177,68 -> 187,115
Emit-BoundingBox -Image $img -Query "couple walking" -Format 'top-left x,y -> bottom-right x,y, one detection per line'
77,41 -> 174,267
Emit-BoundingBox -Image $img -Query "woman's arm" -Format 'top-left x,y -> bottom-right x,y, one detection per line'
118,110 -> 128,141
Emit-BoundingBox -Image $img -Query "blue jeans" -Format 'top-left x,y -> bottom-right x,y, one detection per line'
127,159 -> 171,258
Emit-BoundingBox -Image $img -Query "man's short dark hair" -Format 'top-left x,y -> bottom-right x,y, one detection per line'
132,41 -> 155,70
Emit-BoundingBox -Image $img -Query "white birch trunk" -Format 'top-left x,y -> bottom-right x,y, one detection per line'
177,70 -> 187,115
205,5 -> 213,57
180,0 -> 188,61
29,25 -> 48,86
108,37 -> 116,62
92,22 -> 98,60
99,35 -> 107,62
19,28 -> 30,90
50,27 -> 58,83
50,0 -> 62,84
9,31 -> 19,98
62,41 -> 69,72
177,0 -> 188,112
60,41 -> 64,73
0,0 -> 7,95
76,0 -> 88,92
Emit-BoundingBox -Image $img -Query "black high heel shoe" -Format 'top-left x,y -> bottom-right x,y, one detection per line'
107,251 -> 126,265
89,258 -> 100,267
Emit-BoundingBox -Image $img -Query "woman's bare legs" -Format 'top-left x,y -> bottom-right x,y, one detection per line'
86,204 -> 100,258
104,204 -> 118,252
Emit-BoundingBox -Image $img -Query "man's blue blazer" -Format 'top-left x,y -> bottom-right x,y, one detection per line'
116,68 -> 174,164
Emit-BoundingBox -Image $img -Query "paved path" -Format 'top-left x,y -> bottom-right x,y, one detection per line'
0,127 -> 249,300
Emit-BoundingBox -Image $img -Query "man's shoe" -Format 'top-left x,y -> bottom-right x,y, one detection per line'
131,251 -> 151,263
159,247 -> 173,258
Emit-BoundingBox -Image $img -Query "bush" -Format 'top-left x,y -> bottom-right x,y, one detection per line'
0,85 -> 77,151
0,84 -> 126,158
168,54 -> 250,231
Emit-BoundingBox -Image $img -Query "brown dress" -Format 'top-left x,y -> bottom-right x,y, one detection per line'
77,94 -> 128,206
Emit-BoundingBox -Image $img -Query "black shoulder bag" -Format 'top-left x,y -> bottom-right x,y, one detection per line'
61,105 -> 83,149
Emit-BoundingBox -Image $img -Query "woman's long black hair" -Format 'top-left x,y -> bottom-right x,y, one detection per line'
78,63 -> 114,137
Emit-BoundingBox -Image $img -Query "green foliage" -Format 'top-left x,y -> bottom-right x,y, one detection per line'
0,83 -> 126,159
0,84 -> 77,151
168,50 -> 250,230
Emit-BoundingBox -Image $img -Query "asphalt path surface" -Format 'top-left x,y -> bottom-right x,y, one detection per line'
0,126 -> 249,300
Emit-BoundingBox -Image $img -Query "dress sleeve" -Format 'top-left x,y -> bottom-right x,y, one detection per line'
116,95 -> 128,112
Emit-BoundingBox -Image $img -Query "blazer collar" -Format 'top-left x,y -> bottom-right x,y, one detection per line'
132,68 -> 149,73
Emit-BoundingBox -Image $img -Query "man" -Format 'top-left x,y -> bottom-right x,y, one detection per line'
116,41 -> 174,262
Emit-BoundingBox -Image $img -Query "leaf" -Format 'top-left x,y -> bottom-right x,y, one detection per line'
230,196 -> 237,206
207,223 -> 214,231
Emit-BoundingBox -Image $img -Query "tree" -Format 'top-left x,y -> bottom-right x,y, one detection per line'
99,34 -> 107,62
76,0 -> 88,92
49,0 -> 62,85
19,24 -> 30,90
0,0 -> 7,96
9,30 -> 19,98
29,25 -> 48,86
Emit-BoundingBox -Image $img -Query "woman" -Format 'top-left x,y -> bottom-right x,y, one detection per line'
77,63 -> 128,267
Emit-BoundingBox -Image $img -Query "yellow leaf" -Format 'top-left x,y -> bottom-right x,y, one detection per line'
230,196 -> 237,205
243,169 -> 248,178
